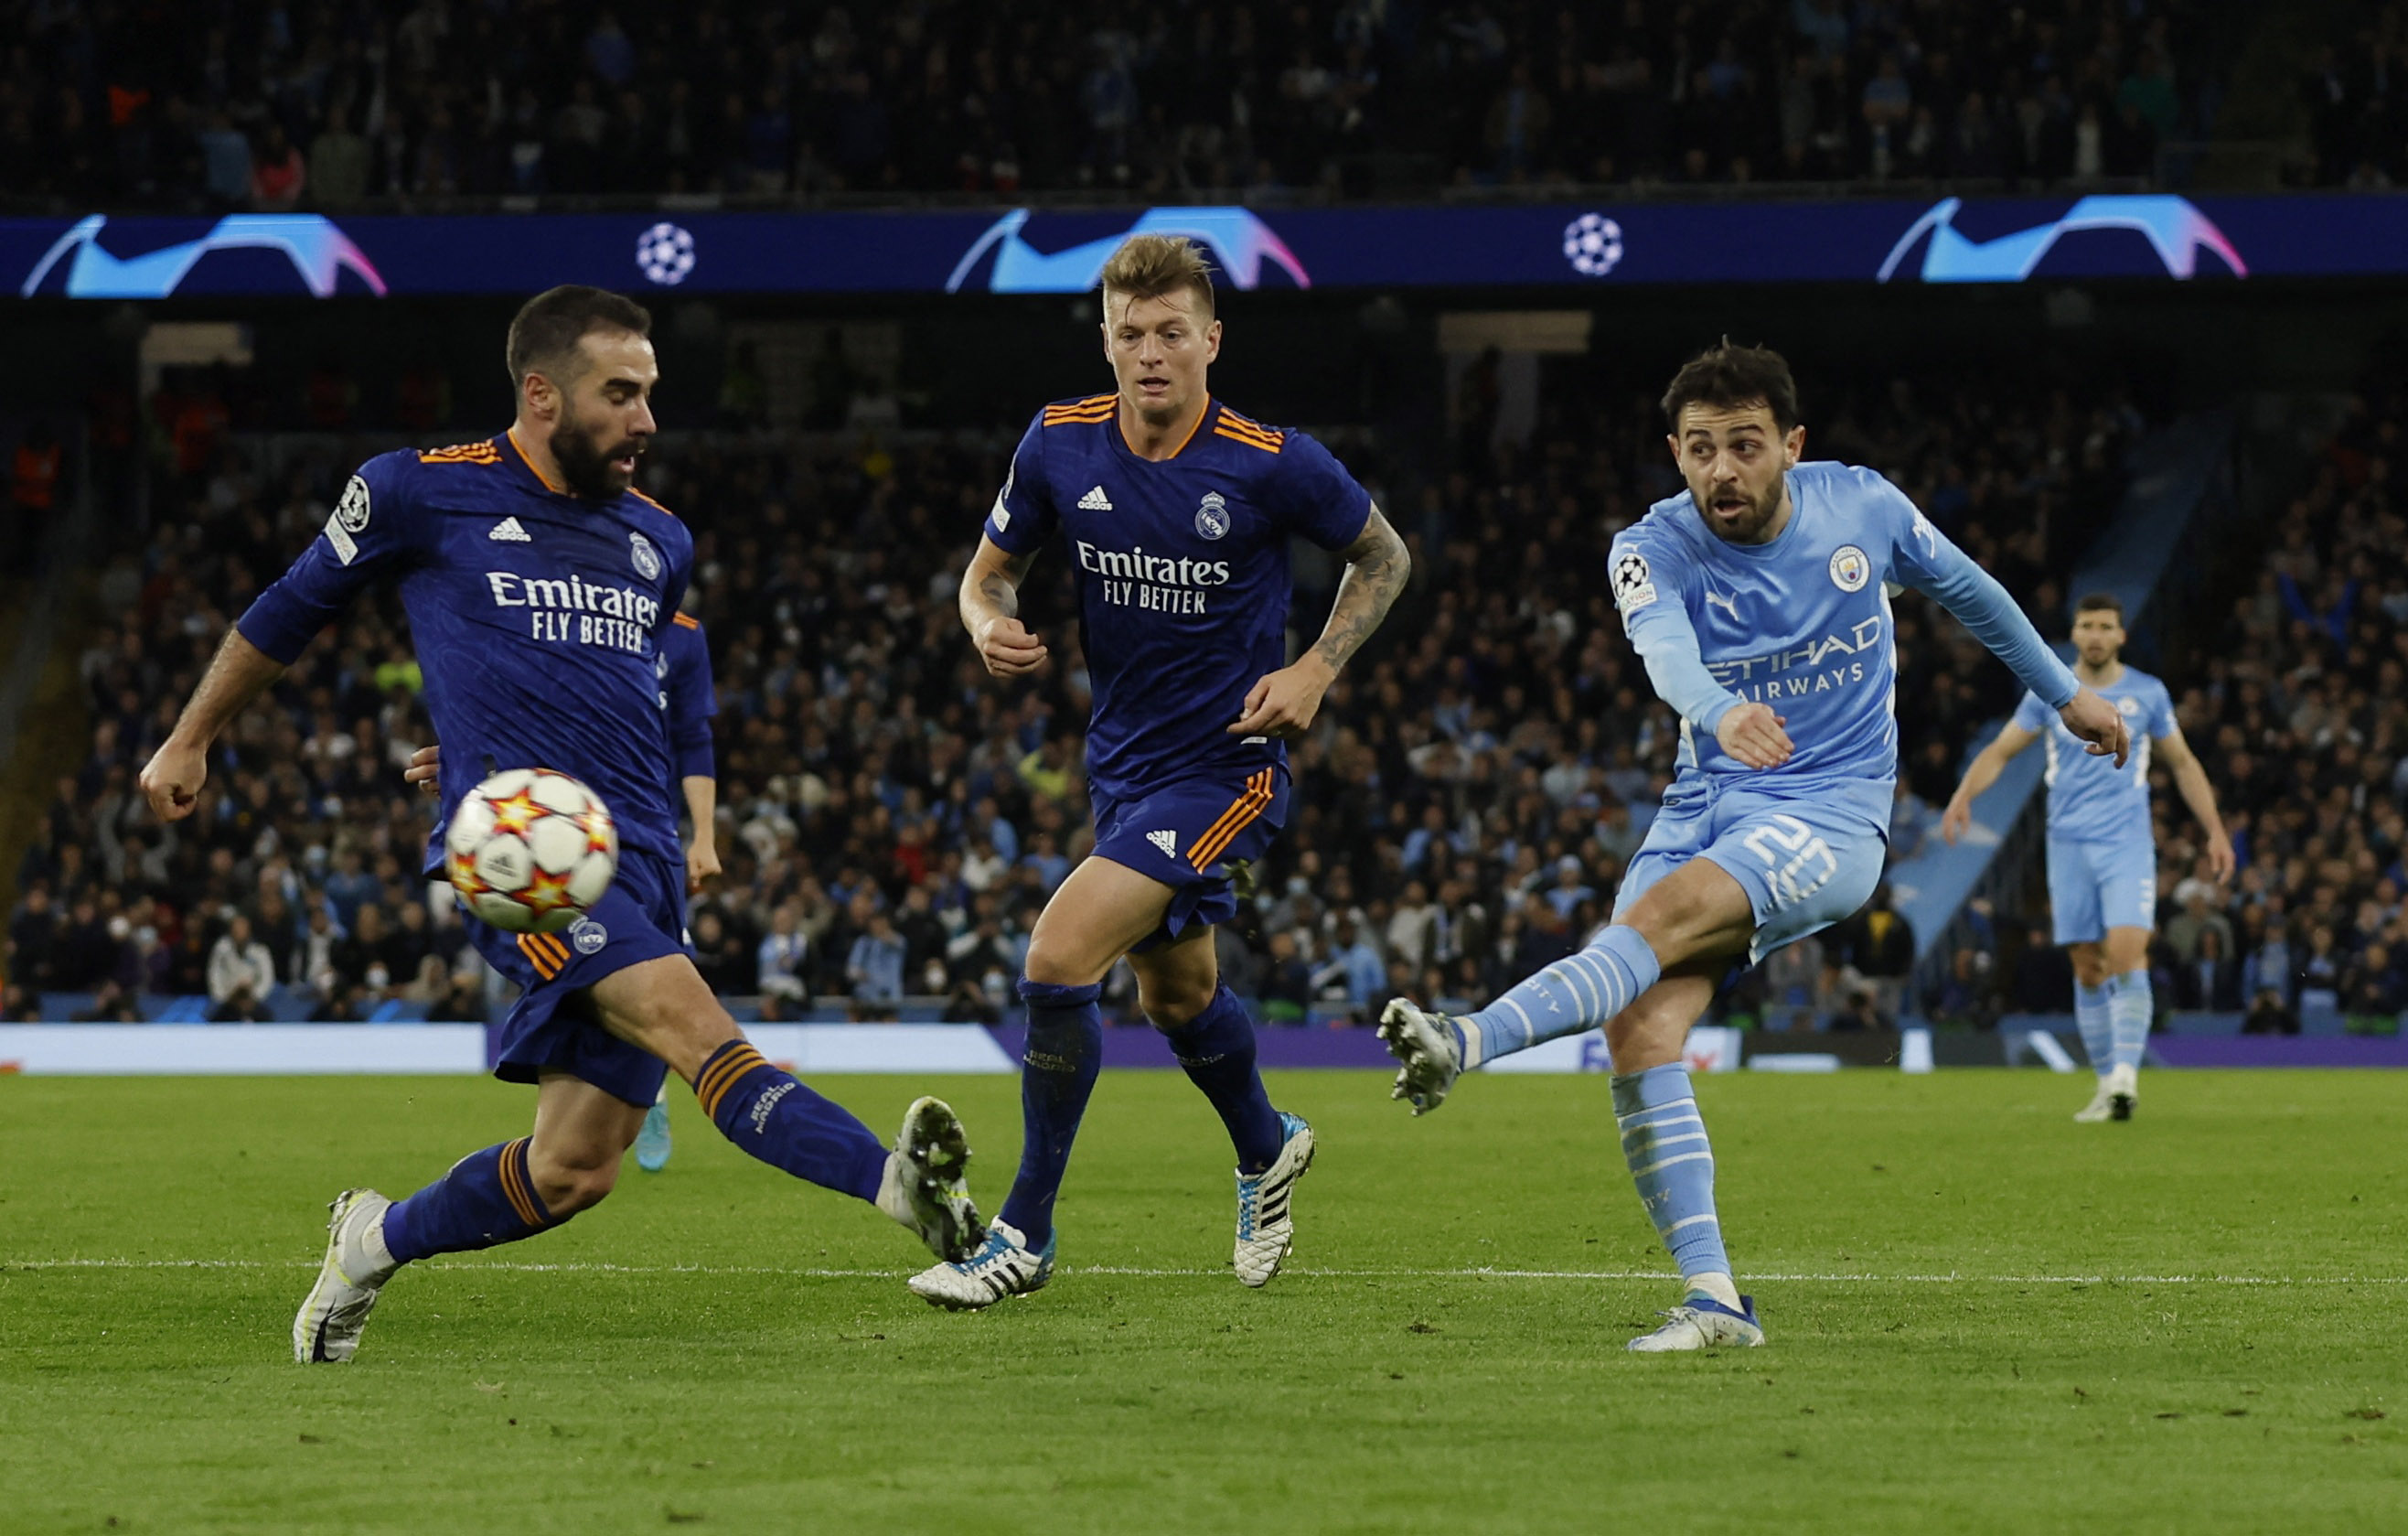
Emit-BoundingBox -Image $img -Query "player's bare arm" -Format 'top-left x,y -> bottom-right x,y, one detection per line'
959,535 -> 1048,677
1230,505 -> 1409,738
1713,703 -> 1793,771
682,774 -> 721,893
2152,726 -> 2234,882
2058,689 -> 2130,766
1941,720 -> 2039,843
139,626 -> 289,821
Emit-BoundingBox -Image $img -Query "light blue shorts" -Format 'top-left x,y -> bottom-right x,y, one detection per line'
2046,832 -> 2157,944
1613,780 -> 1888,965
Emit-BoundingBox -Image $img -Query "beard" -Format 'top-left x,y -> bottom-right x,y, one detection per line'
550,408 -> 643,500
1697,477 -> 1785,543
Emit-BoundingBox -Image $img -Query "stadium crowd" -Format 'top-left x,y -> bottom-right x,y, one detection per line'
0,0 -> 2233,209
1,360 -> 2141,1027
2135,385 -> 2408,1036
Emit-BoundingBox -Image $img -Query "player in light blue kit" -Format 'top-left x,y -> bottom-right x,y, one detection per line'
915,234 -> 1409,1308
1942,592 -> 2231,1122
1379,342 -> 2128,1350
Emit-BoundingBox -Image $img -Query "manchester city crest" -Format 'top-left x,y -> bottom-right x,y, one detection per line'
1195,491 -> 1231,541
1828,544 -> 1870,592
629,532 -> 663,581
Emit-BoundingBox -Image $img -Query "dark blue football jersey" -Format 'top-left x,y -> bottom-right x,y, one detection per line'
984,395 -> 1371,801
239,430 -> 694,869
661,611 -> 717,784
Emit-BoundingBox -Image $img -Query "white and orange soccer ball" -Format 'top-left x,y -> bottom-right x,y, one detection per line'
444,768 -> 619,934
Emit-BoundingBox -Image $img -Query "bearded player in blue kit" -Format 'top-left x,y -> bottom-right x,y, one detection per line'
138,286 -> 982,1363
1378,341 -> 2130,1350
1942,592 -> 2231,1122
911,235 -> 1410,1308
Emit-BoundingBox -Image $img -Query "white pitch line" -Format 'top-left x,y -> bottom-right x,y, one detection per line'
5,1257 -> 2407,1287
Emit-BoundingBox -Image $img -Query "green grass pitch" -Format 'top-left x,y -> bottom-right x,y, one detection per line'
4,1068 -> 2404,1533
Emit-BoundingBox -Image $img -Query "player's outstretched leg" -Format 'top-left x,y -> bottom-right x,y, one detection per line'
2071,979 -> 2118,1122
690,1038 -> 980,1262
1379,924 -> 1664,1112
635,1084 -> 672,1171
909,977 -> 1099,1308
1613,1062 -> 1763,1353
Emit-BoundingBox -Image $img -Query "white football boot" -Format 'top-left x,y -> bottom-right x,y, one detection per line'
877,1096 -> 981,1262
1378,997 -> 1467,1115
2105,1062 -> 2138,1121
293,1188 -> 398,1363
908,1219 -> 1056,1310
1627,1293 -> 1766,1352
2073,1075 -> 2117,1122
1233,1112 -> 1316,1287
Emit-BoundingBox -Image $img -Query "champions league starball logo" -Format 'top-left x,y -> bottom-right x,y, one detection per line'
635,222 -> 696,286
1562,212 -> 1624,277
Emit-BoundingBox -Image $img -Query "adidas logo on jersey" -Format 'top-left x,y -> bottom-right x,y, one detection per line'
488,517 -> 531,542
1147,829 -> 1177,858
1078,486 -> 1114,510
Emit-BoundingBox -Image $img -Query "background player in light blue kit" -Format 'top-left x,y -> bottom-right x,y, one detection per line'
915,234 -> 1409,1308
141,287 -> 983,1362
1379,341 -> 2129,1350
1942,592 -> 2231,1122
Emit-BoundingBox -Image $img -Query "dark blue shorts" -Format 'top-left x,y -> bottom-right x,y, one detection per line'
1091,765 -> 1290,951
464,844 -> 690,1109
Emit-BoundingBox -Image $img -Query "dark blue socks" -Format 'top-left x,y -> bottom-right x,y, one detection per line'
693,1039 -> 889,1202
1160,984 -> 1283,1173
999,979 -> 1105,1251
382,1137 -> 559,1264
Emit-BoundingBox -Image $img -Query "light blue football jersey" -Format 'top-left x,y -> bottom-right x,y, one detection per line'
1611,460 -> 2075,827
2012,665 -> 2176,844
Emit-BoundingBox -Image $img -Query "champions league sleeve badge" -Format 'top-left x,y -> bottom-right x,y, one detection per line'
1612,549 -> 1658,612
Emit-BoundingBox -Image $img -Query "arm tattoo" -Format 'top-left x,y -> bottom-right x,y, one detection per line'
962,542 -> 1037,628
1307,507 -> 1410,676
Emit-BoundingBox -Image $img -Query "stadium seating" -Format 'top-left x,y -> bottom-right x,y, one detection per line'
0,0 -> 2258,209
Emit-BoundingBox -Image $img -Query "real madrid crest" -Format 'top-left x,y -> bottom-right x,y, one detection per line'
1194,491 -> 1231,540
1828,544 -> 1870,593
630,532 -> 663,581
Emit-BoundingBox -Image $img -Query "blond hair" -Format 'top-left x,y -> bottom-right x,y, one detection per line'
1097,234 -> 1216,317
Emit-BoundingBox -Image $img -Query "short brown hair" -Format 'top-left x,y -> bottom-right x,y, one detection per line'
1097,234 -> 1216,317
1661,339 -> 1801,433
506,285 -> 652,387
2075,591 -> 2125,620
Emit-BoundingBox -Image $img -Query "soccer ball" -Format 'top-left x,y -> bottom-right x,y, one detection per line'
1562,212 -> 1624,277
444,768 -> 619,934
635,221 -> 696,286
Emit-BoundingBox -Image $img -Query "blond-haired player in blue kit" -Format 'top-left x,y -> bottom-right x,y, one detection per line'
1943,591 -> 2231,1122
916,234 -> 1410,1308
1378,341 -> 2130,1350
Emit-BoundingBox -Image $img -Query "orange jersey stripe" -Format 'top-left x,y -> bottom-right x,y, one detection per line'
672,613 -> 701,629
1213,426 -> 1282,454
516,935 -> 558,980
1215,416 -> 1283,444
628,487 -> 680,520
1190,770 -> 1274,870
